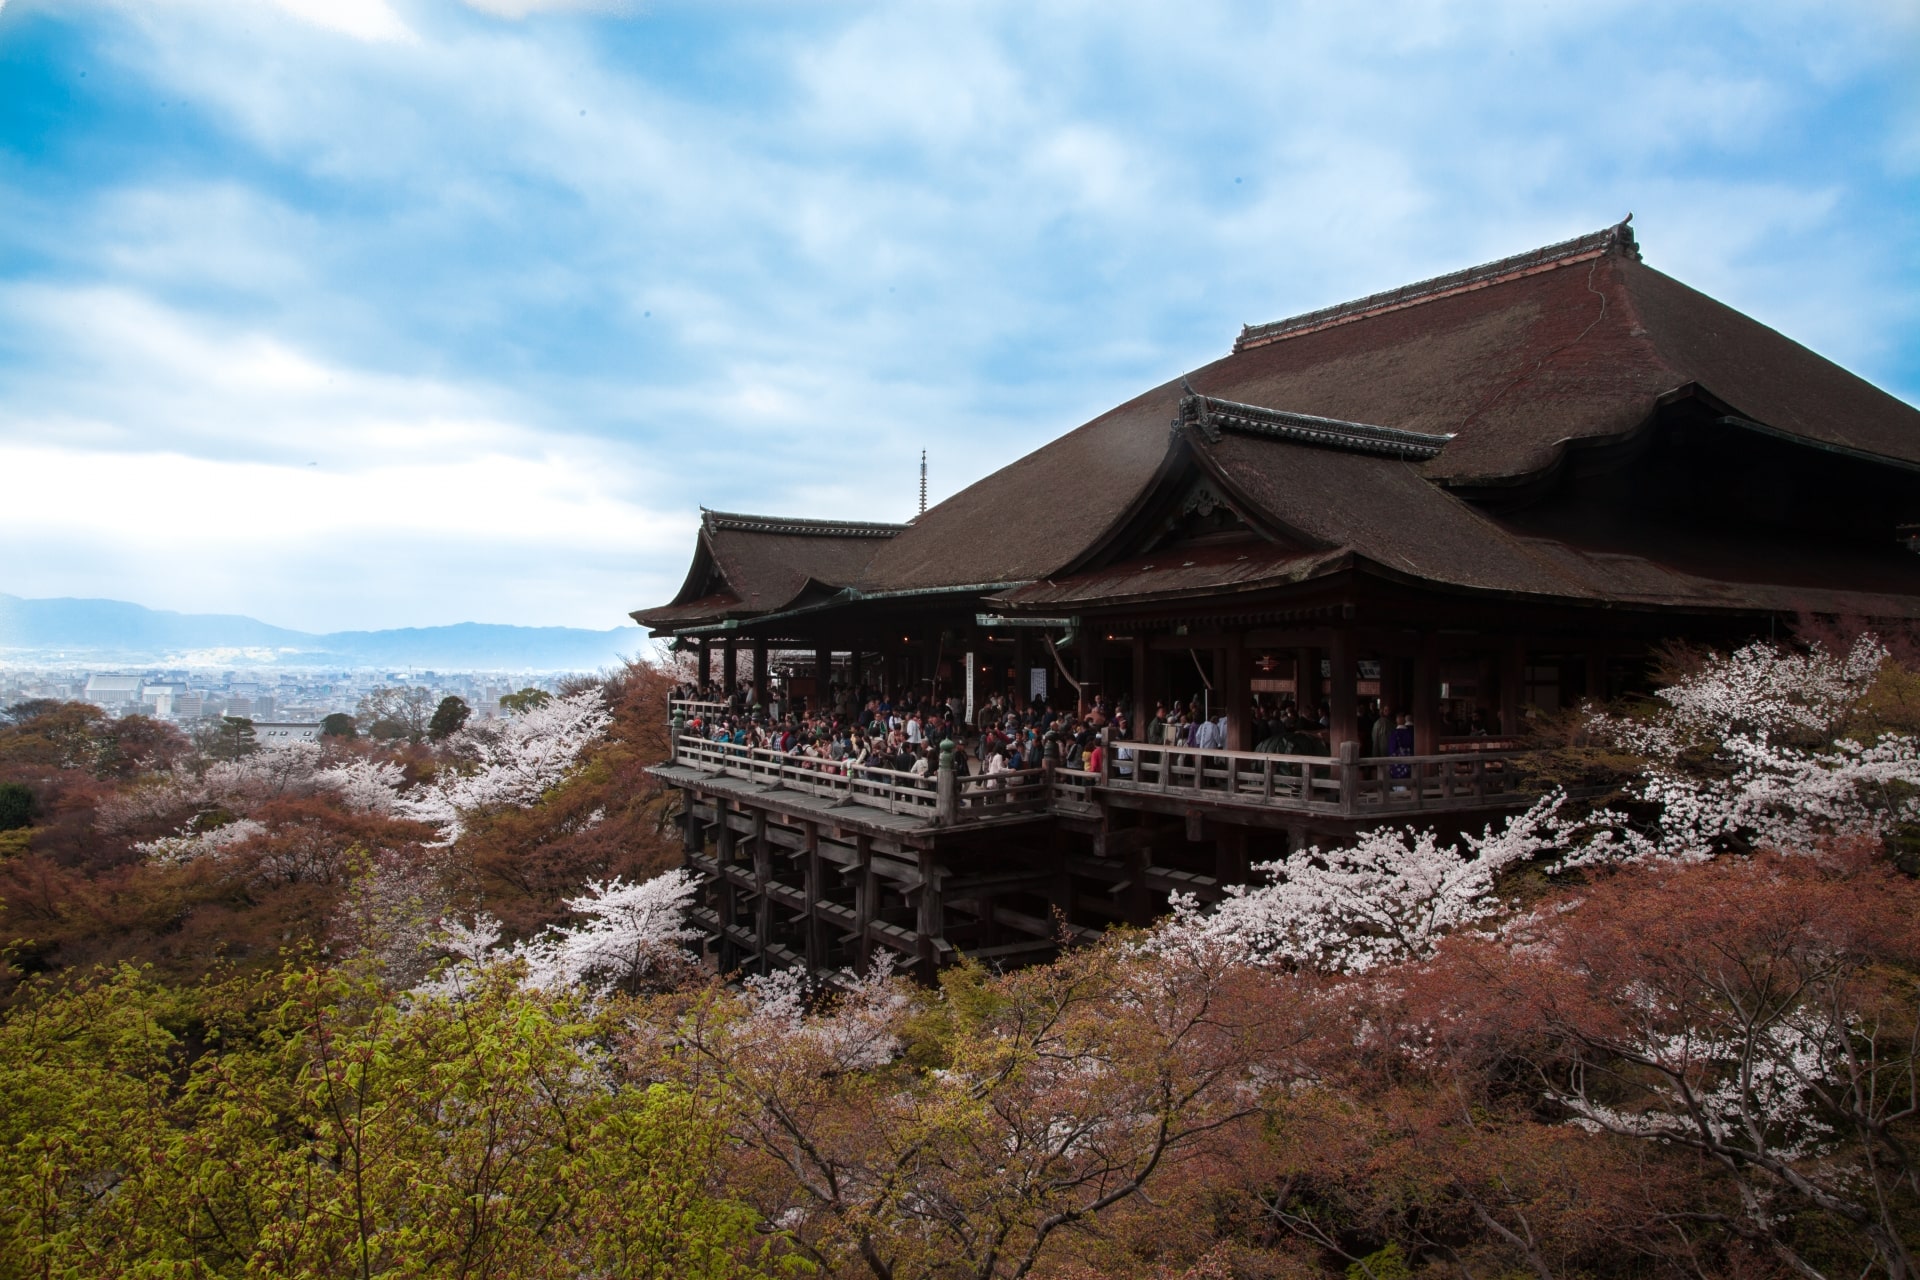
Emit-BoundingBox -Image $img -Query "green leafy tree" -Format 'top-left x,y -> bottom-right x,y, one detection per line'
0,966 -> 796,1279
1,698 -> 62,726
0,783 -> 31,832
499,687 -> 552,716
320,712 -> 358,739
427,695 -> 471,741
206,715 -> 257,761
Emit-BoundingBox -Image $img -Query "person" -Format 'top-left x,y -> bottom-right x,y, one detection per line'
1388,713 -> 1415,784
1370,702 -> 1394,757
1086,736 -> 1105,776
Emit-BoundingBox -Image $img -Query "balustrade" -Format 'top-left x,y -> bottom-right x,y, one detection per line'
669,724 -> 1521,824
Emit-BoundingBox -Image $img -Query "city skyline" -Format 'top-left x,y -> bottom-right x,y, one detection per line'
1,0 -> 1915,631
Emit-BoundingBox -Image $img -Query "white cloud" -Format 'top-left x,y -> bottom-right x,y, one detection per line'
269,0 -> 413,43
459,0 -> 638,16
3,0 -> 1914,632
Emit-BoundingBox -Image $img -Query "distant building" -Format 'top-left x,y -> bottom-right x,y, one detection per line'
141,682 -> 188,720
253,722 -> 322,748
84,674 -> 144,708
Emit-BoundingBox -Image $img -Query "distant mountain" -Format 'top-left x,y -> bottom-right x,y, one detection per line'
0,594 -> 647,672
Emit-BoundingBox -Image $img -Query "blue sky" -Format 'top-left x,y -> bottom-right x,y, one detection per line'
0,0 -> 1915,632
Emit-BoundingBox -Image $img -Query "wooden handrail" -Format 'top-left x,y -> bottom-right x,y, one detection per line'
672,732 -> 1527,821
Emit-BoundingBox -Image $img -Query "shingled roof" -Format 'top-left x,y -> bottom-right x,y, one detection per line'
632,510 -> 905,632
639,222 -> 1920,629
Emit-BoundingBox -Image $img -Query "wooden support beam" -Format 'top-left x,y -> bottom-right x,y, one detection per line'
1131,635 -> 1148,721
751,812 -> 772,976
854,835 -> 874,975
1224,634 -> 1249,751
804,822 -> 823,972
697,639 -> 711,688
1500,638 -> 1524,737
1329,626 -> 1359,753
1215,824 -> 1249,887
722,639 -> 738,699
1413,639 -> 1439,756
915,848 -> 943,980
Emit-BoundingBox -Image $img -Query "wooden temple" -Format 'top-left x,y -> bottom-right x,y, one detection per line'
635,219 -> 1920,979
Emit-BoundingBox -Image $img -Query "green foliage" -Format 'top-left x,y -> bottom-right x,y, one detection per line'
1347,1244 -> 1412,1280
427,695 -> 471,741
320,712 -> 358,739
1,699 -> 62,725
0,965 -> 793,1279
208,715 -> 257,761
499,687 -> 551,716
0,783 -> 30,832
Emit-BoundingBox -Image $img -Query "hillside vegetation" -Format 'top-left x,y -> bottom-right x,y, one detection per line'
1,638 -> 1917,1280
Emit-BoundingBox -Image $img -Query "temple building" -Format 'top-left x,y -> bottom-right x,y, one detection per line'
636,220 -> 1920,979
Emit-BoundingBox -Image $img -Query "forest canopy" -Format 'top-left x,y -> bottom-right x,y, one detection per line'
2,637 -> 1918,1280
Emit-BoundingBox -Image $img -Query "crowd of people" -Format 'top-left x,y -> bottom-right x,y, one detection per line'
669,676 -> 1457,787
669,680 -> 1131,783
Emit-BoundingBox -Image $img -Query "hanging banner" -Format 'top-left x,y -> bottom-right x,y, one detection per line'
964,650 -> 975,724
1029,666 -> 1048,702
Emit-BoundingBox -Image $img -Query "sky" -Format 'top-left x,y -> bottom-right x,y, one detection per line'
0,0 -> 1915,633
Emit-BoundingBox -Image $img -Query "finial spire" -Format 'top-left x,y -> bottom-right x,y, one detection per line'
919,450 -> 928,516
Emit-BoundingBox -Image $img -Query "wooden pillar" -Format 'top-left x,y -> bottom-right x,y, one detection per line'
803,823 -> 823,973
853,835 -> 875,975
1215,825 -> 1249,887
696,639 -> 711,688
752,638 -> 769,711
1499,639 -> 1525,737
1223,636 -> 1249,751
751,812 -> 771,975
1013,631 -> 1032,710
814,647 -> 832,715
716,810 -> 738,973
1585,651 -> 1607,707
1081,628 -> 1104,713
915,848 -> 943,981
1329,627 -> 1359,751
1413,638 -> 1439,755
722,639 -> 738,698
1131,635 -> 1148,725
1294,647 -> 1316,720
1124,828 -> 1152,926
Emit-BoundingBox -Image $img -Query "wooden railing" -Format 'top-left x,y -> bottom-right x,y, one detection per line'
669,726 -> 1524,824
1049,766 -> 1100,810
669,698 -> 730,721
1107,740 -> 1522,815
671,734 -> 1049,823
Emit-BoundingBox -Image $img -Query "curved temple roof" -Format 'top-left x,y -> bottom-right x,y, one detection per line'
638,222 -> 1920,633
632,509 -> 906,632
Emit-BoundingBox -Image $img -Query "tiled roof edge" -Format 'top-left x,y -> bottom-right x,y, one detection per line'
1235,218 -> 1641,353
1181,395 -> 1452,460
701,509 -> 908,538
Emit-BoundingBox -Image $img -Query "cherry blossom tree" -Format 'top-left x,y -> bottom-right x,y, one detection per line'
399,688 -> 613,843
1567,635 -> 1920,867
1530,852 -> 1920,1280
1150,793 -> 1575,973
420,870 -> 702,1000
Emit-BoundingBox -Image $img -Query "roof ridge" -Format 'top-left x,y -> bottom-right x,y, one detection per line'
1235,217 -> 1640,353
1181,395 -> 1452,461
701,509 -> 908,538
